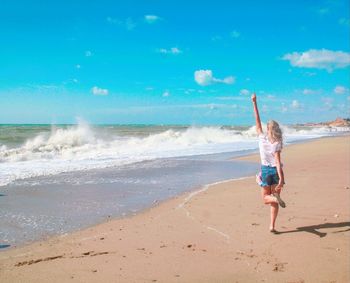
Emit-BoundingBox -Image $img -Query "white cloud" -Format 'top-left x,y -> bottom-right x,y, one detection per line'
211,35 -> 222,41
282,49 -> 350,71
291,100 -> 301,109
85,51 -> 92,57
107,17 -> 136,30
125,18 -> 136,30
322,97 -> 333,103
322,97 -> 333,109
107,17 -> 121,25
215,96 -> 245,101
304,71 -> 317,77
281,103 -> 288,113
188,103 -> 238,110
27,84 -> 62,91
219,76 -> 235,84
194,70 -> 235,86
76,64 -> 81,69
334,85 -> 349,95
91,86 -> 109,96
302,89 -> 318,95
194,70 -> 213,86
240,89 -> 250,95
317,7 -> 329,15
158,47 -> 182,54
230,30 -> 240,38
162,90 -> 170,97
184,88 -> 196,95
144,15 -> 161,24
208,104 -> 216,110
262,104 -> 269,113
339,18 -> 350,26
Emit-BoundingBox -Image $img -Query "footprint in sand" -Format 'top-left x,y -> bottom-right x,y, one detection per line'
273,262 -> 287,272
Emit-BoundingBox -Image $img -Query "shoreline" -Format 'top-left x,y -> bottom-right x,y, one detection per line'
1,174 -> 255,252
0,151 -> 258,249
0,136 -> 349,282
0,135 -> 345,251
1,134 -> 323,251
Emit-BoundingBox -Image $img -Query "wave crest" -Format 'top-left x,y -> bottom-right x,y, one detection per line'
0,121 -> 348,186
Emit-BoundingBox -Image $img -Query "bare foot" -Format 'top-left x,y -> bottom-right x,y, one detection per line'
273,193 -> 286,208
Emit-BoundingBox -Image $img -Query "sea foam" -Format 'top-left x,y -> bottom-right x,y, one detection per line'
0,122 -> 347,187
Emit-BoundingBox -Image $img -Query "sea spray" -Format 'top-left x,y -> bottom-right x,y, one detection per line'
0,122 -> 348,186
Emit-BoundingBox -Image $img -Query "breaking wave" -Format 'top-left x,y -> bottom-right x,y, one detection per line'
0,121 -> 347,186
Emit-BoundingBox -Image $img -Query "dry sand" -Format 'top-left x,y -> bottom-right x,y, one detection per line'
0,136 -> 349,283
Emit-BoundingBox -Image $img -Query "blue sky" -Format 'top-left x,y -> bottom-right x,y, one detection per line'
0,0 -> 349,125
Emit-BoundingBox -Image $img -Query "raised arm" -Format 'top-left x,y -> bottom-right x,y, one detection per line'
251,93 -> 263,135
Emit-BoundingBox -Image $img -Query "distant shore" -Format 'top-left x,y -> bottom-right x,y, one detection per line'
296,117 -> 350,127
1,117 -> 349,127
0,135 -> 349,282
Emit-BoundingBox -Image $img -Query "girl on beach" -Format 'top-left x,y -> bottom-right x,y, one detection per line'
251,93 -> 286,233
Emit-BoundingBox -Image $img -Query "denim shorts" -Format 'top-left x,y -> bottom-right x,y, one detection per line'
258,165 -> 279,187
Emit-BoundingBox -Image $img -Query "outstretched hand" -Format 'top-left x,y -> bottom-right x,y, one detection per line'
251,93 -> 257,103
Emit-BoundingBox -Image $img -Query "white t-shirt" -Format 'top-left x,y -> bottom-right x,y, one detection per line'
258,134 -> 282,167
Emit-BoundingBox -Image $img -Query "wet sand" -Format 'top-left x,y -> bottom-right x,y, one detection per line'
0,136 -> 349,282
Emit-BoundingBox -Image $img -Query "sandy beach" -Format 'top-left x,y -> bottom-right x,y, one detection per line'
0,136 -> 349,283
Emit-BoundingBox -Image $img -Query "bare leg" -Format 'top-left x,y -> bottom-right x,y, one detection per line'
270,185 -> 279,231
270,203 -> 279,230
261,186 -> 277,204
261,185 -> 279,231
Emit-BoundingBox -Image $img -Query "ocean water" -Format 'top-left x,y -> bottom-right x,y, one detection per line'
1,122 -> 348,187
0,123 -> 348,248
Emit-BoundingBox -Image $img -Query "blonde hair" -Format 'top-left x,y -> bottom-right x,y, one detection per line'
268,120 -> 283,147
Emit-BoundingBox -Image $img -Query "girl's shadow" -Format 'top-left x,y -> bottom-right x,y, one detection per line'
276,221 -> 350,237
